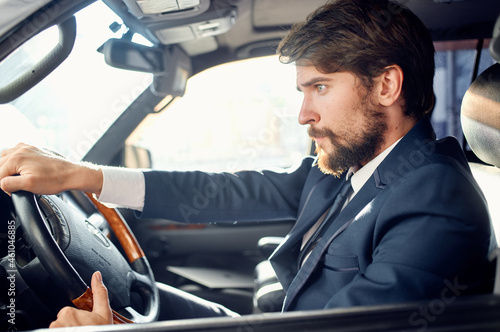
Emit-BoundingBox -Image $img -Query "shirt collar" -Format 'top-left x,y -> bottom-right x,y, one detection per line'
347,138 -> 402,195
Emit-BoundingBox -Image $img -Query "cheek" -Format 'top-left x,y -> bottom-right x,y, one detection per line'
322,108 -> 354,136
319,86 -> 365,130
342,98 -> 369,130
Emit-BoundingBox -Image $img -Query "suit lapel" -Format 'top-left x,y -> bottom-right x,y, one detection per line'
282,173 -> 383,310
269,173 -> 345,291
279,173 -> 346,253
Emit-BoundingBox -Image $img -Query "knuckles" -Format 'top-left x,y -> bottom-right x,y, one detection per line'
58,306 -> 78,318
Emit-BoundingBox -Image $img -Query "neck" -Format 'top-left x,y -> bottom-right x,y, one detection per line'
360,115 -> 417,167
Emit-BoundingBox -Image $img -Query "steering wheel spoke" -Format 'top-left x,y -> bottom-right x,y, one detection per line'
11,191 -> 159,324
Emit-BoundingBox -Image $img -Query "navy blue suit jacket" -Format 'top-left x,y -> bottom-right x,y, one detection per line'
140,118 -> 492,311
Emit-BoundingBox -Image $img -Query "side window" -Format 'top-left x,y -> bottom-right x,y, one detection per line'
127,56 -> 310,172
432,40 -> 495,141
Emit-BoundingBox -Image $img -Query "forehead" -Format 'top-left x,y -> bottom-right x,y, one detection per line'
295,65 -> 358,87
296,64 -> 321,77
296,65 -> 329,84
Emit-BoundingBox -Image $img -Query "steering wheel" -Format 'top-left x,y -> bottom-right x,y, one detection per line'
11,190 -> 159,324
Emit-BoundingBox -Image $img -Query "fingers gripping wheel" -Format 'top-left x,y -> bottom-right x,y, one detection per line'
11,191 -> 159,324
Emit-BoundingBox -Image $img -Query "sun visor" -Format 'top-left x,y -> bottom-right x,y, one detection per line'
0,0 -> 53,37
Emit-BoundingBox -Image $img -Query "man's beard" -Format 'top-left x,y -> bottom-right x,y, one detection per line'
309,107 -> 388,177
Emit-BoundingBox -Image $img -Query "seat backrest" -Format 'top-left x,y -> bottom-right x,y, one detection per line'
461,59 -> 500,293
461,62 -> 500,243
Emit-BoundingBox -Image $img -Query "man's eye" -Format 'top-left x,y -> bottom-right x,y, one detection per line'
316,84 -> 326,92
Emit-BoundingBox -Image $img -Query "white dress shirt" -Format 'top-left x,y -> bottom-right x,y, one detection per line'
98,166 -> 145,211
348,137 -> 401,201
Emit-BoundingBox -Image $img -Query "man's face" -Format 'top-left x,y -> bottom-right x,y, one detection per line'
296,65 -> 388,176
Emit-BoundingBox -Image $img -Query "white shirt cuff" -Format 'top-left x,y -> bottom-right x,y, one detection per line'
98,167 -> 145,211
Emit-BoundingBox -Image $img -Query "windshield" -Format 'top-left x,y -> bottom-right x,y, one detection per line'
127,55 -> 309,172
0,1 -> 152,161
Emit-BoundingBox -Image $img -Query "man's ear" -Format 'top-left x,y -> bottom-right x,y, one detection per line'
375,65 -> 403,107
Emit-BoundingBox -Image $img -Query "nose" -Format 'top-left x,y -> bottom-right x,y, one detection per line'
298,96 -> 320,125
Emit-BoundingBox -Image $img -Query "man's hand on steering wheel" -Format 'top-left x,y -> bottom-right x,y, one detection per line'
3,143 -> 160,327
49,272 -> 113,328
0,142 -> 103,195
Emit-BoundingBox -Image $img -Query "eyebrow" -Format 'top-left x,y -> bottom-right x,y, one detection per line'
296,76 -> 332,92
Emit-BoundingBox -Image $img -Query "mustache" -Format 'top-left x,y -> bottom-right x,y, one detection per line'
308,127 -> 340,141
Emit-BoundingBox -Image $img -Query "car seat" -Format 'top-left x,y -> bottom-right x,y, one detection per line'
253,236 -> 286,312
460,39 -> 500,293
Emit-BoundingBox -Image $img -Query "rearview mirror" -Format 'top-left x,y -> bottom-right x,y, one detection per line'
102,39 -> 165,74
102,39 -> 191,98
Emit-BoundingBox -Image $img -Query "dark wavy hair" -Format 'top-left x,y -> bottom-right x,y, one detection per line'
277,0 -> 435,118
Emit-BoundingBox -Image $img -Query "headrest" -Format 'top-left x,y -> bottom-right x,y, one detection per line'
461,63 -> 500,168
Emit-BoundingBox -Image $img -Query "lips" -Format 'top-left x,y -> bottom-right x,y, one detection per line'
308,127 -> 328,145
314,137 -> 325,145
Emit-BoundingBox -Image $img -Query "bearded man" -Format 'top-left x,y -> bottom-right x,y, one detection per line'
0,0 -> 492,327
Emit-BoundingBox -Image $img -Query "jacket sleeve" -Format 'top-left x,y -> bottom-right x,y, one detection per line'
138,157 -> 315,224
323,162 -> 492,309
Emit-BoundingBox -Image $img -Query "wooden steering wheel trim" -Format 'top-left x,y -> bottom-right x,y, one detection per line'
72,287 -> 134,324
85,193 -> 145,263
67,193 -> 147,324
